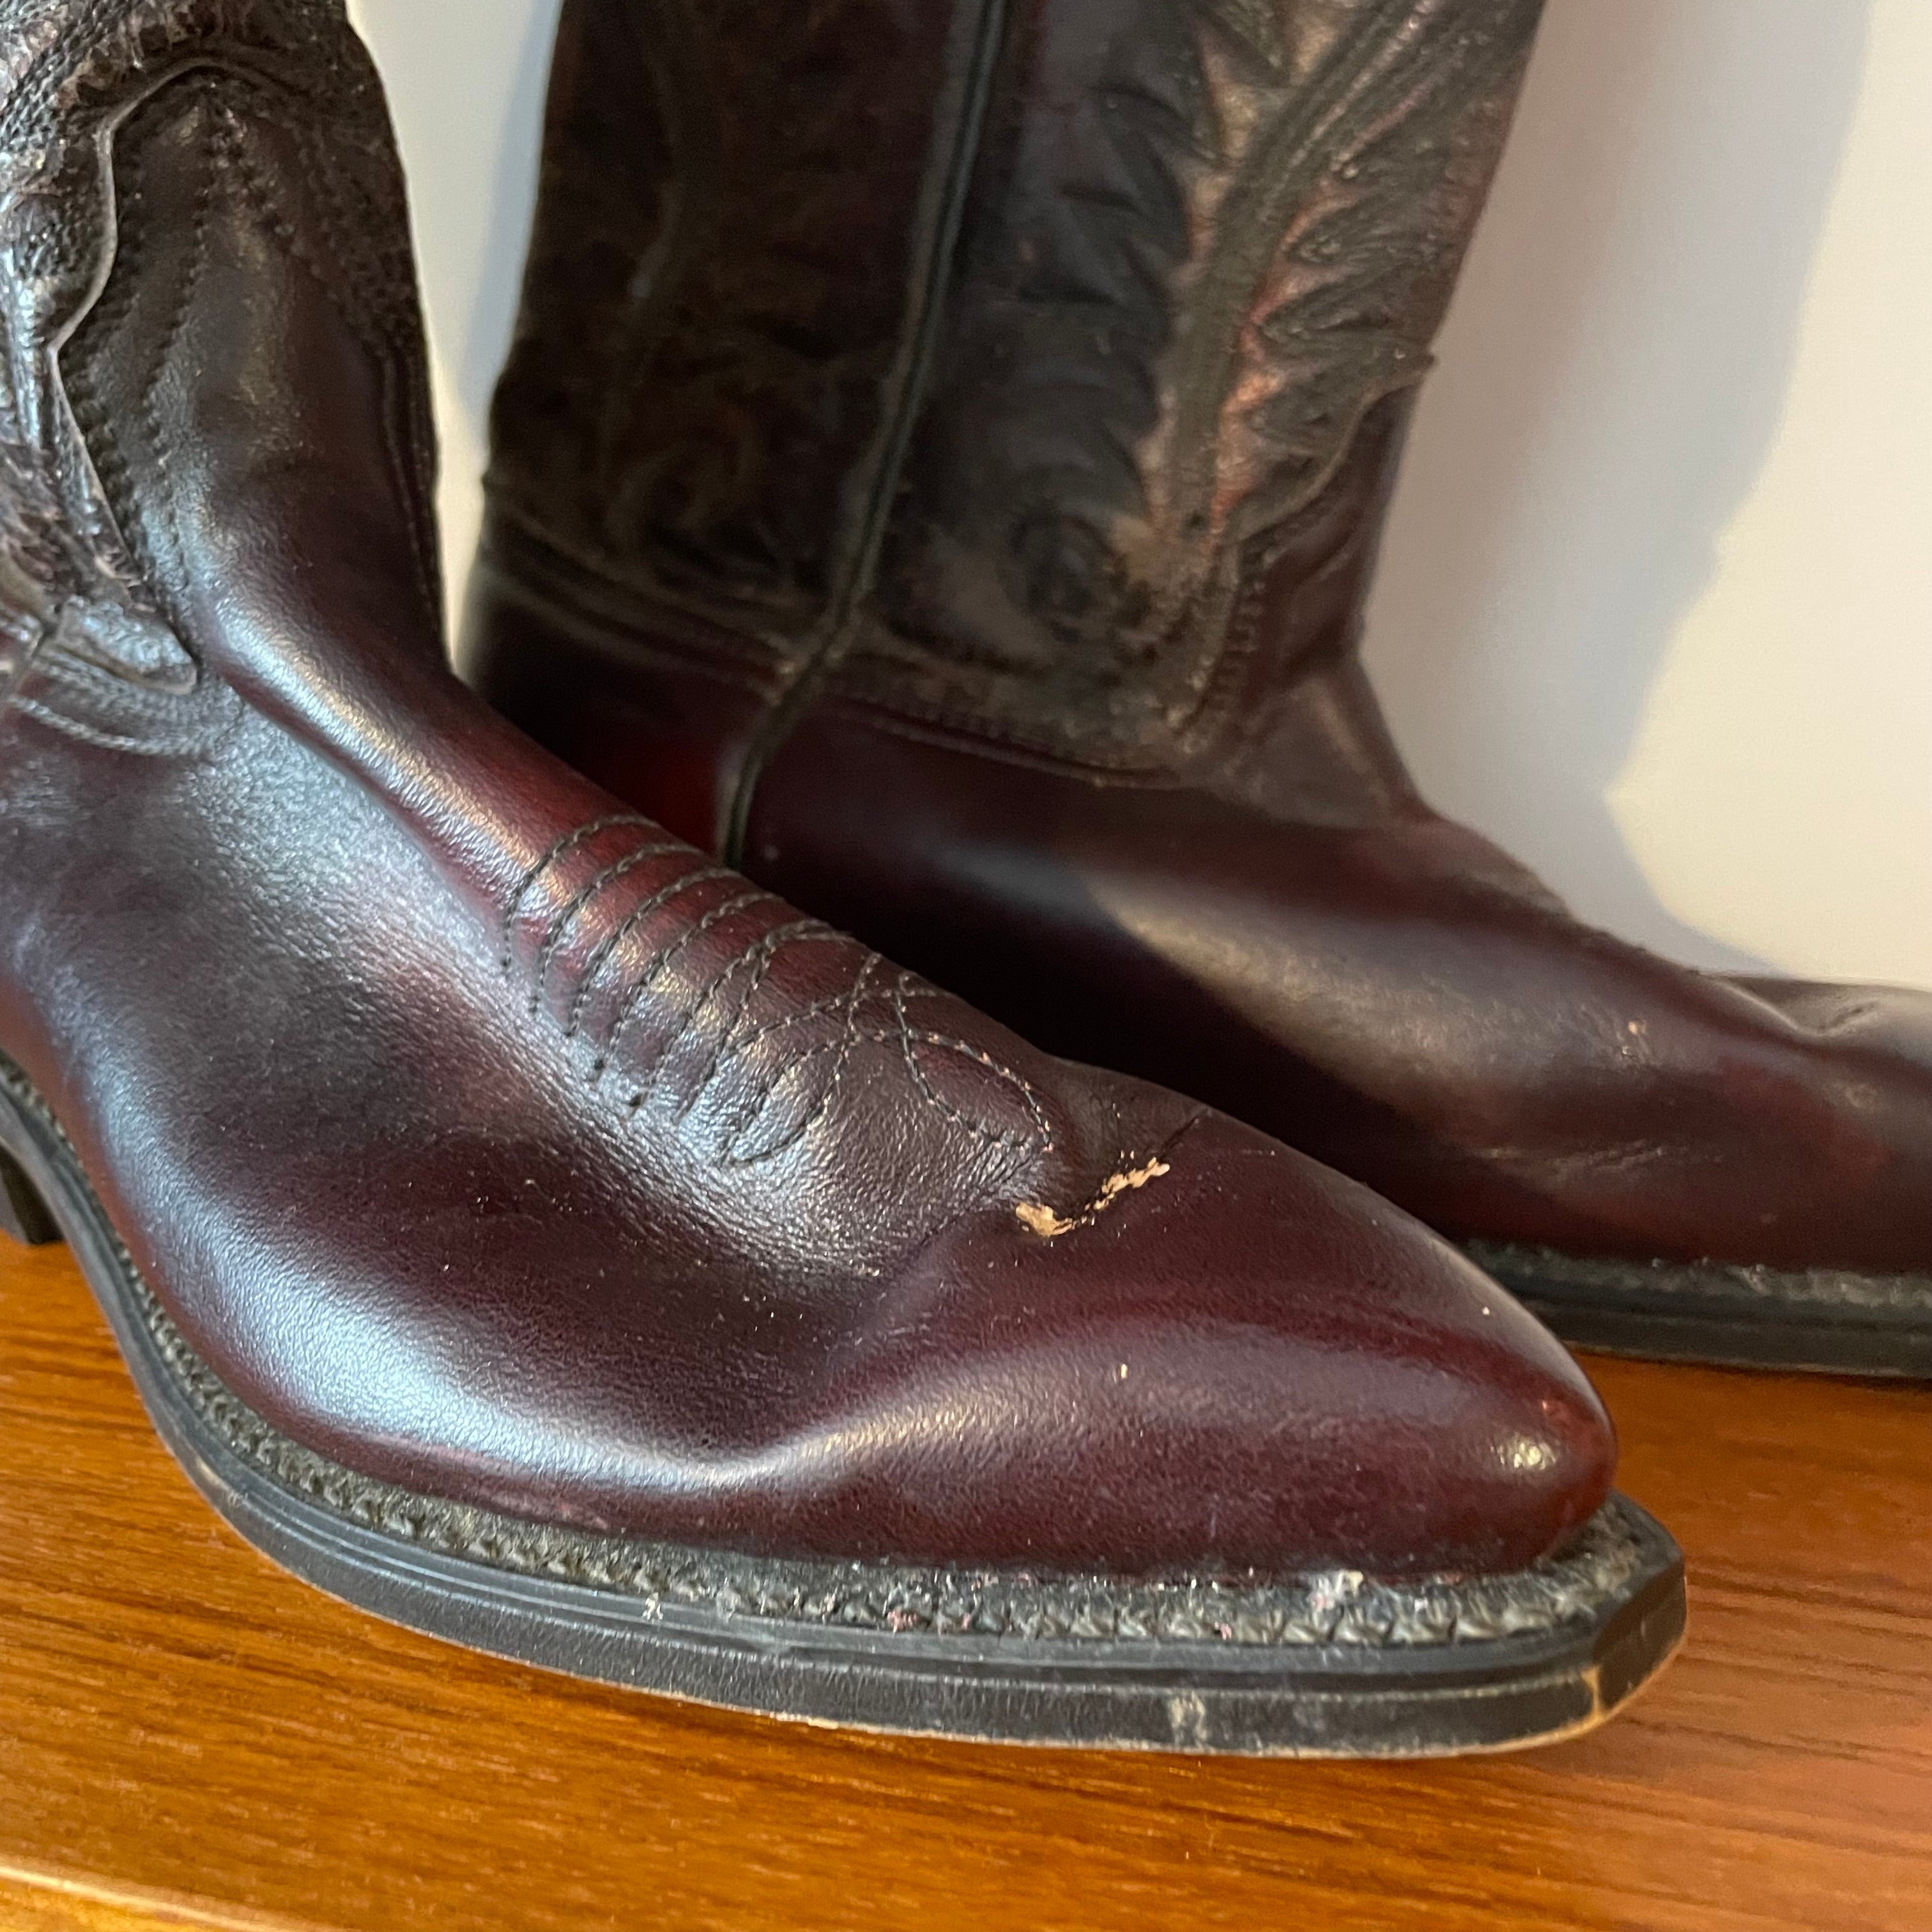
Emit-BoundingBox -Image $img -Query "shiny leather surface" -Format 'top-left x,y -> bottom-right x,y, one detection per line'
467,0 -> 1932,1284
0,1 -> 1614,1578
744,717 -> 1932,1273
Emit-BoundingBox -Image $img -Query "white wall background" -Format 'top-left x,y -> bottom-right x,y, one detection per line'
349,0 -> 1932,991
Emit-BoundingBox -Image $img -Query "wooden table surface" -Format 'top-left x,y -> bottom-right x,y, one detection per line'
1,1237 -> 1928,1932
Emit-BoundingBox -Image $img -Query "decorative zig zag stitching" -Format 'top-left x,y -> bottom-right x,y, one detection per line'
502,814 -> 1057,1164
672,917 -> 850,1119
558,857 -> 730,1039
892,972 -> 1052,1152
499,812 -> 656,969
530,838 -> 687,1015
716,953 -> 877,1165
594,885 -> 781,1080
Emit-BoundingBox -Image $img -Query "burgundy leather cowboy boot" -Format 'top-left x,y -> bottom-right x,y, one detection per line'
466,0 -> 1932,1377
0,0 -> 1680,1753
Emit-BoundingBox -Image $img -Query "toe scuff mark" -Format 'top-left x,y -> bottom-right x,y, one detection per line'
1015,1202 -> 1080,1239
1016,1157 -> 1173,1240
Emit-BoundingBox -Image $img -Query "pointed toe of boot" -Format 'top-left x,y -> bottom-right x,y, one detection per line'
848,1108 -> 1616,1581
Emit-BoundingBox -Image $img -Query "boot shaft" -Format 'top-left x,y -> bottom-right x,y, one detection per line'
1,1 -> 443,721
485,0 -> 999,639
484,0 -> 1542,806
858,0 -> 1545,770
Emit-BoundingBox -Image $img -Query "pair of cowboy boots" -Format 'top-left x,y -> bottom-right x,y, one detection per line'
0,0 -> 1908,1755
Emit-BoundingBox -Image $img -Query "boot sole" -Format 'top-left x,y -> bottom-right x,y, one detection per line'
0,1057 -> 1683,1758
1469,1241 -> 1932,1379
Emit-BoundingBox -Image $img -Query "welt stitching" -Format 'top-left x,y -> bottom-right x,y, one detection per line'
500,814 -> 656,964
0,1045 -> 1644,1648
530,839 -> 687,1016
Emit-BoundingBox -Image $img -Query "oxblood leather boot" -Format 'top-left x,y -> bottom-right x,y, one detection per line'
0,0 -> 1683,1754
467,0 -> 1932,1377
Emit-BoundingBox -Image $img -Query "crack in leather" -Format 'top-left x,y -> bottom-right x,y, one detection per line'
96,1159 -> 1646,1644
0,1022 -> 1641,1641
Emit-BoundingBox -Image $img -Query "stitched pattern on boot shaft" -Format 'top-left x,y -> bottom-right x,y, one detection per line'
852,0 -> 1546,758
1,0 -> 436,714
480,0 -> 1545,776
482,0 -> 991,640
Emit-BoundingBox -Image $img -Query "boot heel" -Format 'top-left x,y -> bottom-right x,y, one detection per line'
0,1141 -> 61,1246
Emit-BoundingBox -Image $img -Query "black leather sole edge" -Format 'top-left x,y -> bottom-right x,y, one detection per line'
1468,1241 -> 1932,1380
0,1070 -> 1684,1758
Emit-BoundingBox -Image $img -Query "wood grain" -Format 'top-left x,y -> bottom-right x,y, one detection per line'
1,1236 -> 1928,1932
